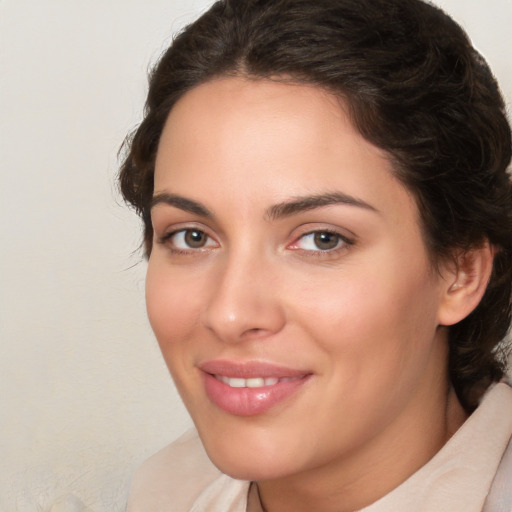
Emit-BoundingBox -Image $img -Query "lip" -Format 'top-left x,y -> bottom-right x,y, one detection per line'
199,360 -> 312,416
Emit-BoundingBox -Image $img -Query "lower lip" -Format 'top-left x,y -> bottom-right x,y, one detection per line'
203,373 -> 310,416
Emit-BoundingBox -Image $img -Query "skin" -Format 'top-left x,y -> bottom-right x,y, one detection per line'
146,77 -> 480,512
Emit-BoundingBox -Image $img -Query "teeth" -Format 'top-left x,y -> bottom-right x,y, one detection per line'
246,378 -> 265,388
217,376 -> 285,388
228,377 -> 246,388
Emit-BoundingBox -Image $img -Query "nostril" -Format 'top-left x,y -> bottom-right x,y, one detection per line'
241,327 -> 270,338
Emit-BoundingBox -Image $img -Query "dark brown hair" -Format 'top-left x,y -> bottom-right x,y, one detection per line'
119,0 -> 512,411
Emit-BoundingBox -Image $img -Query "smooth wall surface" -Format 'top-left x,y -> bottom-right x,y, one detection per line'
0,1 -> 510,511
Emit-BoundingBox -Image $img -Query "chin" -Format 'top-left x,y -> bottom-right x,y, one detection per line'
209,452 -> 292,482
198,425 -> 302,482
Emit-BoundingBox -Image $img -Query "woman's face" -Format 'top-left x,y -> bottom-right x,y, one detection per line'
147,77 -> 451,482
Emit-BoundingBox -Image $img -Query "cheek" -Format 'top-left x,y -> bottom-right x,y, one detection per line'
294,254 -> 440,376
145,261 -> 202,350
292,264 -> 442,442
145,262 -> 209,402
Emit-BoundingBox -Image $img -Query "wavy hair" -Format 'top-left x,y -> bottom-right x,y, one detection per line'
119,0 -> 512,411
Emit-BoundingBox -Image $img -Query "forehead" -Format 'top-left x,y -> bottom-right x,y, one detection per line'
157,77 -> 353,166
154,77 -> 416,226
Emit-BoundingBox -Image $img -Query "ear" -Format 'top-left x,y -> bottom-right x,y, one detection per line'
437,242 -> 495,326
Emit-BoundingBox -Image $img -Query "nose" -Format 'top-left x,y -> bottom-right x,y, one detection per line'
200,251 -> 286,343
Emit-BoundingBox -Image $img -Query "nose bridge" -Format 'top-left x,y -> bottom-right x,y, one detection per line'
201,245 -> 285,342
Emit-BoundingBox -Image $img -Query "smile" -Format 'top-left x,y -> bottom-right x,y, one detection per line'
214,375 -> 301,388
200,361 -> 311,416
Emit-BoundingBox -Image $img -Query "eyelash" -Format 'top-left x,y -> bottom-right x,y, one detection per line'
157,228 -> 217,254
157,227 -> 354,257
289,229 -> 354,258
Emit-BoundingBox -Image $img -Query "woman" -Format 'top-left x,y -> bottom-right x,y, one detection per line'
120,0 -> 512,510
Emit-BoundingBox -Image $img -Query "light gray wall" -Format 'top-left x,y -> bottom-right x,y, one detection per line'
0,1 -> 510,511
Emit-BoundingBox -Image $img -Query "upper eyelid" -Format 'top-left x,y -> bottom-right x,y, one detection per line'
152,211 -> 226,238
164,226 -> 213,238
290,224 -> 356,242
290,230 -> 353,248
157,221 -> 214,237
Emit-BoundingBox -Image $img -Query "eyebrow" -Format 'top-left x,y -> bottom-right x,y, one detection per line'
150,191 -> 378,220
151,192 -> 212,217
266,192 -> 378,220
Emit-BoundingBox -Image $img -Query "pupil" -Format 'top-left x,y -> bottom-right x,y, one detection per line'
314,232 -> 338,250
185,230 -> 206,248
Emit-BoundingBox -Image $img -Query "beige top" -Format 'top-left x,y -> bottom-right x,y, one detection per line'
127,383 -> 512,512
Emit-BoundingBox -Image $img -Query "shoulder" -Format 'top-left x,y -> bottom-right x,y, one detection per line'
483,382 -> 512,511
127,428 -> 222,512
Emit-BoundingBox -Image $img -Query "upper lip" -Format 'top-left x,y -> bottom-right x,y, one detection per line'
199,359 -> 311,379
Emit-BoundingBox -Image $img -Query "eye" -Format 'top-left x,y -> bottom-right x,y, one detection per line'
163,228 -> 217,250
291,230 -> 350,252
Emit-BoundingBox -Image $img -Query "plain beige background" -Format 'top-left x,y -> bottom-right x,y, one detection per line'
0,1 -> 510,511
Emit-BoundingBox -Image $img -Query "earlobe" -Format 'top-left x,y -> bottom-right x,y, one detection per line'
437,242 -> 495,326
